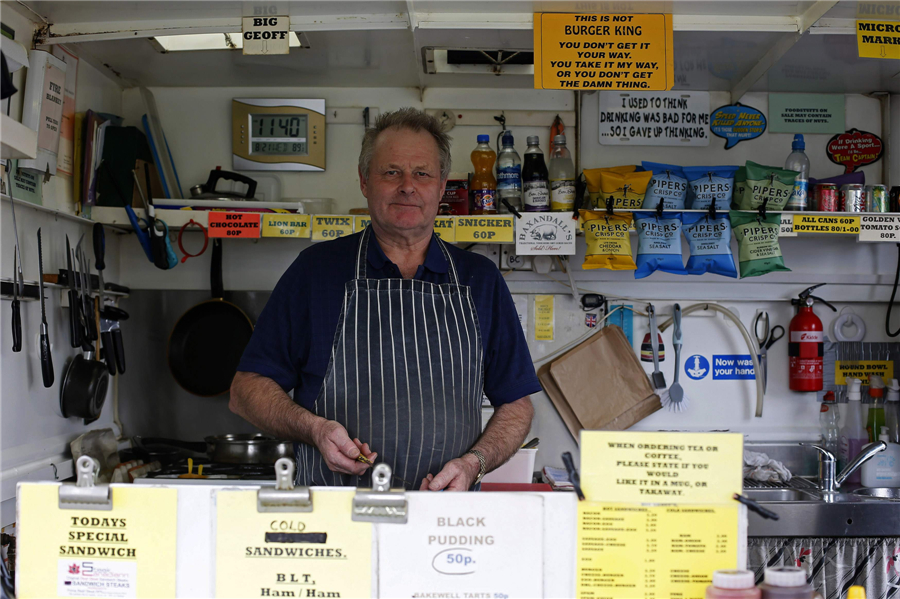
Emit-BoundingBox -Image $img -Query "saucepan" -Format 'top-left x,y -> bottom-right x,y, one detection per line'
134,434 -> 291,464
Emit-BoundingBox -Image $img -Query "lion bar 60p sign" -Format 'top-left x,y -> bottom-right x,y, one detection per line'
533,13 -> 674,91
242,16 -> 290,55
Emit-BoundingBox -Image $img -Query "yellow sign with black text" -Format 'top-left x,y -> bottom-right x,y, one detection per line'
261,214 -> 311,238
857,20 -> 900,59
311,215 -> 354,242
835,360 -> 894,385
455,216 -> 515,243
433,216 -> 456,243
533,13 -> 674,91
792,214 -> 860,234
354,215 -> 372,231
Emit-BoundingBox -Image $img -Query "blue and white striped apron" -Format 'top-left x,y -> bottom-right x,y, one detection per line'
296,227 -> 484,489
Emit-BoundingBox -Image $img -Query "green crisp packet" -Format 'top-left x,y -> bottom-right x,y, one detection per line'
733,161 -> 799,211
729,211 -> 791,278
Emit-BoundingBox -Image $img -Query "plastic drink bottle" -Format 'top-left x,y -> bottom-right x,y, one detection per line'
785,134 -> 810,211
522,135 -> 550,212
549,134 -> 576,211
705,570 -> 761,599
496,131 -> 522,213
866,375 -> 886,442
886,378 -> 900,443
839,378 -> 869,484
819,391 -> 840,460
758,567 -> 815,598
470,135 -> 497,214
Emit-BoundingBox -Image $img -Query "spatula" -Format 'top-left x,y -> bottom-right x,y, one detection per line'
664,304 -> 688,412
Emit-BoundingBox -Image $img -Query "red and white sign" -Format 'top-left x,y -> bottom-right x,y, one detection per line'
826,128 -> 883,173
208,212 -> 261,238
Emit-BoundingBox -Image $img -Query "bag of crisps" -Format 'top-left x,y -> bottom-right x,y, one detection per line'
729,211 -> 791,278
634,211 -> 687,279
584,166 -> 639,208
596,169 -> 653,209
733,161 -> 799,211
642,162 -> 689,210
581,210 -> 636,271
684,165 -> 739,210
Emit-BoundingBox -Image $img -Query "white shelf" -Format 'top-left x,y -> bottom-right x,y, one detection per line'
91,206 -> 208,230
0,114 -> 38,160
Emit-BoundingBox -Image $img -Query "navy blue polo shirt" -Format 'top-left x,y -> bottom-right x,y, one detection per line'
237,231 -> 541,411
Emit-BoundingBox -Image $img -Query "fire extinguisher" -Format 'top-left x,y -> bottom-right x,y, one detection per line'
789,284 -> 837,392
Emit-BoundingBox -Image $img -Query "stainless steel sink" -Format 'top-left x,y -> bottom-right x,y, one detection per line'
742,488 -> 819,502
852,487 -> 900,500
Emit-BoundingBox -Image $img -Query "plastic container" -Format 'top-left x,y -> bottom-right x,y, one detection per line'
548,134 -> 575,212
819,391 -> 840,459
481,448 -> 537,484
846,586 -> 866,599
887,378 -> 900,444
496,131 -> 522,213
471,134 -> 497,214
295,198 -> 334,215
839,378 -> 869,485
522,135 -> 550,212
785,134 -> 810,211
861,427 -> 900,487
759,567 -> 815,598
705,570 -> 761,599
867,375 -> 886,442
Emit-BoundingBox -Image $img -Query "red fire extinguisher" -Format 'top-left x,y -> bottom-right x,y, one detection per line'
789,284 -> 837,392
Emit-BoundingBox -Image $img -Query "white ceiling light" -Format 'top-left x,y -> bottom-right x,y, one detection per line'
150,32 -> 303,52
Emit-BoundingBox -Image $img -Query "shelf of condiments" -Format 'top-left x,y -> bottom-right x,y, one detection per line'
705,567 -> 867,599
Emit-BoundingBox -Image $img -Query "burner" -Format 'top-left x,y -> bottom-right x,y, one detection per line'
142,458 -> 278,480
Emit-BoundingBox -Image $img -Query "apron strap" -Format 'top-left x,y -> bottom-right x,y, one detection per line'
355,225 -> 461,285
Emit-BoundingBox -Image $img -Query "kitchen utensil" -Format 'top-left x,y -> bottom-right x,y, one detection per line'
664,304 -> 688,412
136,434 -> 290,465
167,239 -> 254,396
65,236 -> 82,348
59,352 -> 109,423
37,229 -> 53,387
134,165 -> 170,270
177,219 -> 208,263
648,305 -> 668,406
561,451 -> 584,500
189,168 -> 258,201
93,223 -> 127,375
755,311 -> 785,394
522,437 -> 540,449
76,239 -> 96,344
10,247 -> 21,352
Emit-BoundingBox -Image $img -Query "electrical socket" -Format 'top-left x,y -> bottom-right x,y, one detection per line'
500,248 -> 533,270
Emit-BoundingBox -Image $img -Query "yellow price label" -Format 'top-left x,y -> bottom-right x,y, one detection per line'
311,215 -> 354,241
535,295 -> 555,341
455,216 -> 515,243
835,360 -> 894,385
533,13 -> 674,91
261,213 -> 311,238
857,20 -> 900,59
433,216 -> 456,243
792,214 -> 860,234
355,215 -> 372,231
579,431 -> 743,505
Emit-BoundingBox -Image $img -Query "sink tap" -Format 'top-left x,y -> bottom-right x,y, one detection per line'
802,442 -> 887,493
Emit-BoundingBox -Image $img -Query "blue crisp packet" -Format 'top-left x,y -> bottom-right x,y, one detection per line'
633,211 -> 687,279
641,162 -> 689,210
684,165 -> 739,210
682,212 -> 737,278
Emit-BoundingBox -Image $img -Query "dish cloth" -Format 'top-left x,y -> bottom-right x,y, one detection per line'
743,450 -> 792,483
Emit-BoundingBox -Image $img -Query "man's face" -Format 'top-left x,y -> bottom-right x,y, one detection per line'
360,127 -> 447,236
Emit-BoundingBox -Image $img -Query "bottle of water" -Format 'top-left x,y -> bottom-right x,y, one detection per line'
496,131 -> 522,213
819,391 -> 840,460
785,134 -> 810,211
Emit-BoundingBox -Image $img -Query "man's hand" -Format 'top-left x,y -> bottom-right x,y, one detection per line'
311,419 -> 377,476
419,454 -> 480,492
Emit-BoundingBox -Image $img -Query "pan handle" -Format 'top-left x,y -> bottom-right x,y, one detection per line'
138,437 -> 207,453
211,239 -> 223,300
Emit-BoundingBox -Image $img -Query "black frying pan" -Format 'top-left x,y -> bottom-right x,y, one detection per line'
168,239 -> 254,396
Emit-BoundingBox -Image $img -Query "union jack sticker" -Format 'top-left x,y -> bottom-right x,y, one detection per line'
585,313 -> 598,328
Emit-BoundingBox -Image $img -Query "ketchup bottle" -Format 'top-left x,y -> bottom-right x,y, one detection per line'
789,284 -> 837,392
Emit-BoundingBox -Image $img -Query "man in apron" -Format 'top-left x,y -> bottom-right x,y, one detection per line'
230,108 -> 539,491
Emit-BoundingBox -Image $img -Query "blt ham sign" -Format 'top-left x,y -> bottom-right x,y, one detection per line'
241,16 -> 290,55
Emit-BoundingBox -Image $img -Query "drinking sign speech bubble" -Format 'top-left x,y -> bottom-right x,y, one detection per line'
710,103 -> 767,149
826,128 -> 884,173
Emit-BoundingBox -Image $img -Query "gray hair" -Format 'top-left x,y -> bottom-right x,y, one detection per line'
358,107 -> 452,181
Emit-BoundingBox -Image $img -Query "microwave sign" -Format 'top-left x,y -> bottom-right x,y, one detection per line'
242,16 -> 290,55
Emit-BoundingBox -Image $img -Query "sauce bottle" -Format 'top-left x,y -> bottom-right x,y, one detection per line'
705,569 -> 761,599
522,135 -> 550,212
470,134 -> 497,214
759,567 -> 815,599
549,134 -> 575,211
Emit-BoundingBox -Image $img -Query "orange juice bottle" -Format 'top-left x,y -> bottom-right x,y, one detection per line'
471,134 -> 497,214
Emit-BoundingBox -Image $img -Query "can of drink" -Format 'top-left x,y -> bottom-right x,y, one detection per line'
890,186 -> 900,212
841,184 -> 866,212
866,184 -> 888,212
814,183 -> 839,212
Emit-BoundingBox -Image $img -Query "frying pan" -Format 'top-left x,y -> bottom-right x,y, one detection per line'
60,352 -> 110,424
168,239 -> 254,396
135,434 -> 291,464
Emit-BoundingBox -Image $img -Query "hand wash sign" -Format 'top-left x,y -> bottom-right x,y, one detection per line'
685,355 -> 756,380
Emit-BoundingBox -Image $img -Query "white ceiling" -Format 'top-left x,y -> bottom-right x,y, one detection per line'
9,0 -> 899,93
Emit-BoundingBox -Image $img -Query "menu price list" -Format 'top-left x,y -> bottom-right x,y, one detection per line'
576,503 -> 739,599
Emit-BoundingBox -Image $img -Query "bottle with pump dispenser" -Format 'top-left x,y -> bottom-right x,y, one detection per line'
861,426 -> 900,487
839,378 -> 869,485
705,570 -> 760,599
886,378 -> 899,444
866,375 -> 886,442
758,567 -> 815,599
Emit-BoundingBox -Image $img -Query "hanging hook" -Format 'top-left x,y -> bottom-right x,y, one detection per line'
606,195 -> 615,216
708,198 -> 717,220
757,197 -> 770,223
656,199 -> 664,219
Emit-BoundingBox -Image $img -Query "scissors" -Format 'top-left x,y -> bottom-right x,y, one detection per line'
755,311 -> 785,393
